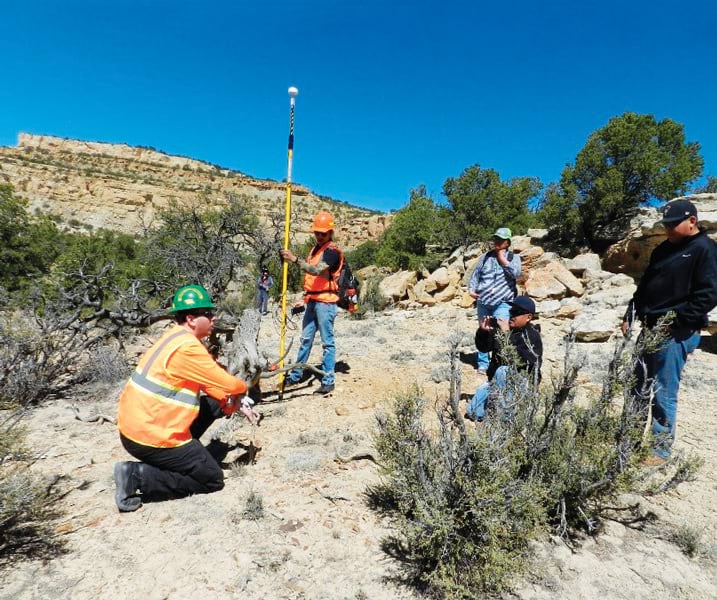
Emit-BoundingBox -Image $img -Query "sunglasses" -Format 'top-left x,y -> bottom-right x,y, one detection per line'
191,309 -> 216,319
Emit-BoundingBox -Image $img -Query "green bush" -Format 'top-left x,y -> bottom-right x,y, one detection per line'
353,275 -> 388,318
374,188 -> 445,271
369,326 -> 673,597
0,185 -> 65,296
539,112 -> 703,251
442,165 -> 542,248
345,240 -> 379,271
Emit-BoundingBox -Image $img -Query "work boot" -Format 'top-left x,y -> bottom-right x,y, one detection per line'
114,461 -> 142,512
313,383 -> 335,395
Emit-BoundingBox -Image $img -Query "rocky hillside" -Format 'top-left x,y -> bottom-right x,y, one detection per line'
0,133 -> 390,249
371,195 -> 717,338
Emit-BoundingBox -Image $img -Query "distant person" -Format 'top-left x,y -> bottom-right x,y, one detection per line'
114,284 -> 256,512
468,227 -> 522,373
257,266 -> 273,315
622,200 -> 717,466
279,211 -> 343,395
466,295 -> 542,422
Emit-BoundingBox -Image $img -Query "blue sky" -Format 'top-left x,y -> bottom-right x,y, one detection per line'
1,0 -> 715,212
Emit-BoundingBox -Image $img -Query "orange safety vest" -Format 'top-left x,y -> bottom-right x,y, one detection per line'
117,327 -> 206,448
303,241 -> 343,304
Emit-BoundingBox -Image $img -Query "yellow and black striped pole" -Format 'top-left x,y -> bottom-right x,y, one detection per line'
278,86 -> 298,396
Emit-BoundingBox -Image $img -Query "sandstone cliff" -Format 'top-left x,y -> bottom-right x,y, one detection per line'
0,133 -> 390,248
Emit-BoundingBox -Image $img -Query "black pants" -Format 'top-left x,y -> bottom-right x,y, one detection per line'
120,396 -> 225,502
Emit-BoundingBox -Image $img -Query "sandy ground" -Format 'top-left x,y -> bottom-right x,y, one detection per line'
1,305 -> 716,599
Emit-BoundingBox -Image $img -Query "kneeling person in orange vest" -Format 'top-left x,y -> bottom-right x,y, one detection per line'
114,284 -> 249,512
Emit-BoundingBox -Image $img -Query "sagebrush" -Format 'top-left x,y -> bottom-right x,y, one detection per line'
370,325 -> 674,597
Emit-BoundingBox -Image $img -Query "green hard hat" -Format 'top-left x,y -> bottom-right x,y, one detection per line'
493,227 -> 512,240
168,284 -> 216,313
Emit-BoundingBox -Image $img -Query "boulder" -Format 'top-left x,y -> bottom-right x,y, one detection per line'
434,284 -> 457,303
447,267 -> 462,287
427,267 -> 450,289
356,265 -> 380,280
416,294 -> 437,306
528,228 -> 549,241
464,244 -> 485,261
565,253 -> 602,275
602,197 -> 717,277
535,299 -> 561,317
517,246 -> 545,274
443,246 -> 464,268
379,270 -> 417,301
546,262 -> 584,297
557,297 -> 582,318
457,291 -> 476,309
411,280 -> 436,305
463,257 -> 481,287
525,261 -> 584,300
511,235 -> 532,253
583,285 -> 636,310
572,309 -> 620,342
525,267 -> 569,300
424,277 -> 439,294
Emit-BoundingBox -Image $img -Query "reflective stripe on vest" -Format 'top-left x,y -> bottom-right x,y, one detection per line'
117,328 -> 201,448
303,241 -> 342,303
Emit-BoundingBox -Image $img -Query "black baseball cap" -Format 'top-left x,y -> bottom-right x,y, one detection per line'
509,295 -> 536,315
660,199 -> 697,225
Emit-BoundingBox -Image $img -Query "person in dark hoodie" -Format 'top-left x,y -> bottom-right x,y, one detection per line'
466,295 -> 542,422
622,199 -> 717,465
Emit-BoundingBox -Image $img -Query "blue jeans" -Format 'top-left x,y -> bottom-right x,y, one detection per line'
476,301 -> 511,370
467,365 -> 511,420
288,301 -> 337,386
257,288 -> 269,314
635,328 -> 700,458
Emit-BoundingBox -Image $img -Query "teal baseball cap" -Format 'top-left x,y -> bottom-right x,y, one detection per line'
493,227 -> 512,240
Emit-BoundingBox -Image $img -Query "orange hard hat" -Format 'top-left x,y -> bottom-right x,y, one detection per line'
312,211 -> 336,233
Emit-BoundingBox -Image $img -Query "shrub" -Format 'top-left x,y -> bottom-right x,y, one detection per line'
539,112 -> 703,251
345,241 -> 379,271
369,324 -> 673,596
0,412 -> 66,567
352,275 -> 388,319
242,490 -> 265,521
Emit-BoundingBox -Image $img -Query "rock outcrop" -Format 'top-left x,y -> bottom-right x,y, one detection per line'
602,195 -> 717,277
0,134 -> 390,249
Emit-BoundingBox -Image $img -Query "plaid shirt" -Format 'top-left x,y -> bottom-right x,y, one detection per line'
468,251 -> 521,305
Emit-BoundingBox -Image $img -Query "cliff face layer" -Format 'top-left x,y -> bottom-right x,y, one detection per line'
0,134 -> 389,248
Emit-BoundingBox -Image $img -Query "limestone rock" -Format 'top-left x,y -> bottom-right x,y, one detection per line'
457,291 -> 476,309
557,297 -> 582,318
572,309 -> 620,342
427,267 -> 450,289
434,284 -> 457,303
566,253 -> 601,275
528,228 -> 549,240
525,268 -> 569,300
379,271 -> 417,301
463,257 -> 480,287
511,235 -> 532,253
2,133 -> 389,249
447,267 -> 462,287
525,262 -> 583,300
518,246 -> 545,276
602,197 -> 717,276
546,262 -> 584,297
535,299 -> 561,316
